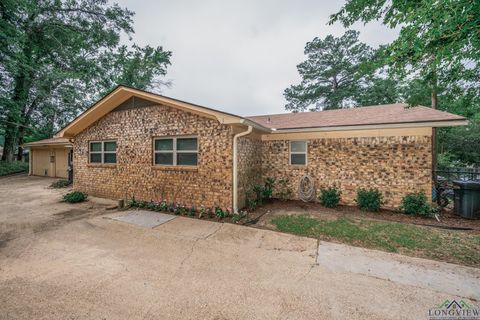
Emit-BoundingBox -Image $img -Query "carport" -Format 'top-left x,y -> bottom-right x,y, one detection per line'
25,137 -> 72,179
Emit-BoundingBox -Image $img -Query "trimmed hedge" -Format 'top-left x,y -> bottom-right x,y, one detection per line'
355,188 -> 383,212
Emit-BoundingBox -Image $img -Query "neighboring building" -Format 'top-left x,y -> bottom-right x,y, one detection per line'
24,138 -> 72,179
31,85 -> 467,210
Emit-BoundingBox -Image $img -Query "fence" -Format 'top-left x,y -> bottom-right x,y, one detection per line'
434,167 -> 480,185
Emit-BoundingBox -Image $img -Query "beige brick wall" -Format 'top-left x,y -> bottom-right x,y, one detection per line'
73,104 -> 433,210
236,135 -> 263,208
73,104 -> 234,208
261,135 -> 432,208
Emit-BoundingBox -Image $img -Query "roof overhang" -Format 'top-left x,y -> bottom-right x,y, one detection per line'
55,85 -> 467,138
56,86 -> 271,137
268,119 -> 468,134
24,141 -> 72,148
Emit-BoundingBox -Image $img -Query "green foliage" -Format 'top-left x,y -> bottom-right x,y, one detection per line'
1,0 -> 171,162
125,198 -> 244,223
63,191 -> 87,203
275,178 -> 293,201
401,193 -> 434,218
263,177 -> 275,199
51,179 -> 72,188
355,188 -> 382,212
318,187 -> 341,208
250,177 -> 276,209
231,211 -> 247,223
284,30 -> 398,111
0,161 -> 28,176
330,0 -> 479,87
215,207 -> 227,219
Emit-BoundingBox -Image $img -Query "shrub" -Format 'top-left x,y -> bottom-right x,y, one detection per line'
356,188 -> 382,212
401,192 -> 434,217
215,207 -> 227,219
51,179 -> 72,188
188,206 -> 196,217
0,161 -> 28,176
63,191 -> 87,203
319,187 -> 341,208
231,211 -> 247,223
263,177 -> 275,199
276,178 -> 292,201
198,206 -> 207,218
251,177 -> 276,207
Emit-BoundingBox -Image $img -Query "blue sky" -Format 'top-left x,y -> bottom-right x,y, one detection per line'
117,0 -> 399,116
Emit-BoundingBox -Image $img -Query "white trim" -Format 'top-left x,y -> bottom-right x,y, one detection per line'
153,136 -> 198,166
289,140 -> 307,165
89,140 -> 117,164
271,120 -> 468,134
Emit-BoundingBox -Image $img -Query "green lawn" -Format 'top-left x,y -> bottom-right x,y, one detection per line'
271,215 -> 480,267
0,160 -> 29,176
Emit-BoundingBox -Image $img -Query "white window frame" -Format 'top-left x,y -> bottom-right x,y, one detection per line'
289,140 -> 307,165
153,136 -> 198,166
89,140 -> 117,164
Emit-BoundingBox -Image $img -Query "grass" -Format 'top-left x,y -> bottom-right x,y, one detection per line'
271,215 -> 480,267
0,160 -> 28,176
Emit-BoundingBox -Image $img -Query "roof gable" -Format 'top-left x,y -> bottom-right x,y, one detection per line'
112,96 -> 159,112
56,86 -> 258,137
56,86 -> 466,138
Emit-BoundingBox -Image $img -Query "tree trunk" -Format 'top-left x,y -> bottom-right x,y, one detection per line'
16,99 -> 38,161
1,117 -> 18,162
1,22 -> 35,162
431,70 -> 438,185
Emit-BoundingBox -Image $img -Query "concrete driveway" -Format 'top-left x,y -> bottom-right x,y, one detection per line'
0,175 -> 478,319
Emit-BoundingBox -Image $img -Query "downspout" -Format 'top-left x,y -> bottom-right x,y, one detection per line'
233,125 -> 253,213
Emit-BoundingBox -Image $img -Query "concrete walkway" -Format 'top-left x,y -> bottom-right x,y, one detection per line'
317,241 -> 480,300
1,176 -> 479,319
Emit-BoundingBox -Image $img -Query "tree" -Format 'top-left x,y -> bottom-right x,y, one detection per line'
330,0 -> 480,169
0,0 -> 172,161
284,30 -> 376,111
329,0 -> 479,92
356,74 -> 400,106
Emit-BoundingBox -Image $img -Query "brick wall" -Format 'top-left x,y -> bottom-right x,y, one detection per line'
236,135 -> 263,208
73,104 -> 432,210
73,104 -> 234,208
261,135 -> 432,208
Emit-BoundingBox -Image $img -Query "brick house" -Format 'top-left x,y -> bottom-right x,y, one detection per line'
34,85 -> 466,210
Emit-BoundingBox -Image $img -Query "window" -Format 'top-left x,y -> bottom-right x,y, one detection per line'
289,140 -> 307,165
154,137 -> 198,166
89,140 -> 117,164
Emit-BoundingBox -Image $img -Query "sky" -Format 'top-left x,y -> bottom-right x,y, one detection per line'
116,0 -> 399,116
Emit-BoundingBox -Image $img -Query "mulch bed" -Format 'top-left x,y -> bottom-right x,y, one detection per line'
246,200 -> 480,231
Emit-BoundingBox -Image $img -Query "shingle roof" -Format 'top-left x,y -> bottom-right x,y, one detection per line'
246,103 -> 466,130
24,137 -> 71,147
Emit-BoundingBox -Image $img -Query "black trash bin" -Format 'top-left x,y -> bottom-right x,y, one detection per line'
453,180 -> 480,219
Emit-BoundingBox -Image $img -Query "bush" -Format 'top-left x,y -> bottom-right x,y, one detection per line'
250,177 -> 276,208
319,187 -> 341,208
63,191 -> 87,203
231,211 -> 247,223
51,179 -> 71,188
401,192 -> 434,217
276,178 -> 293,201
215,207 -> 227,219
356,188 -> 382,212
0,161 -> 28,176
